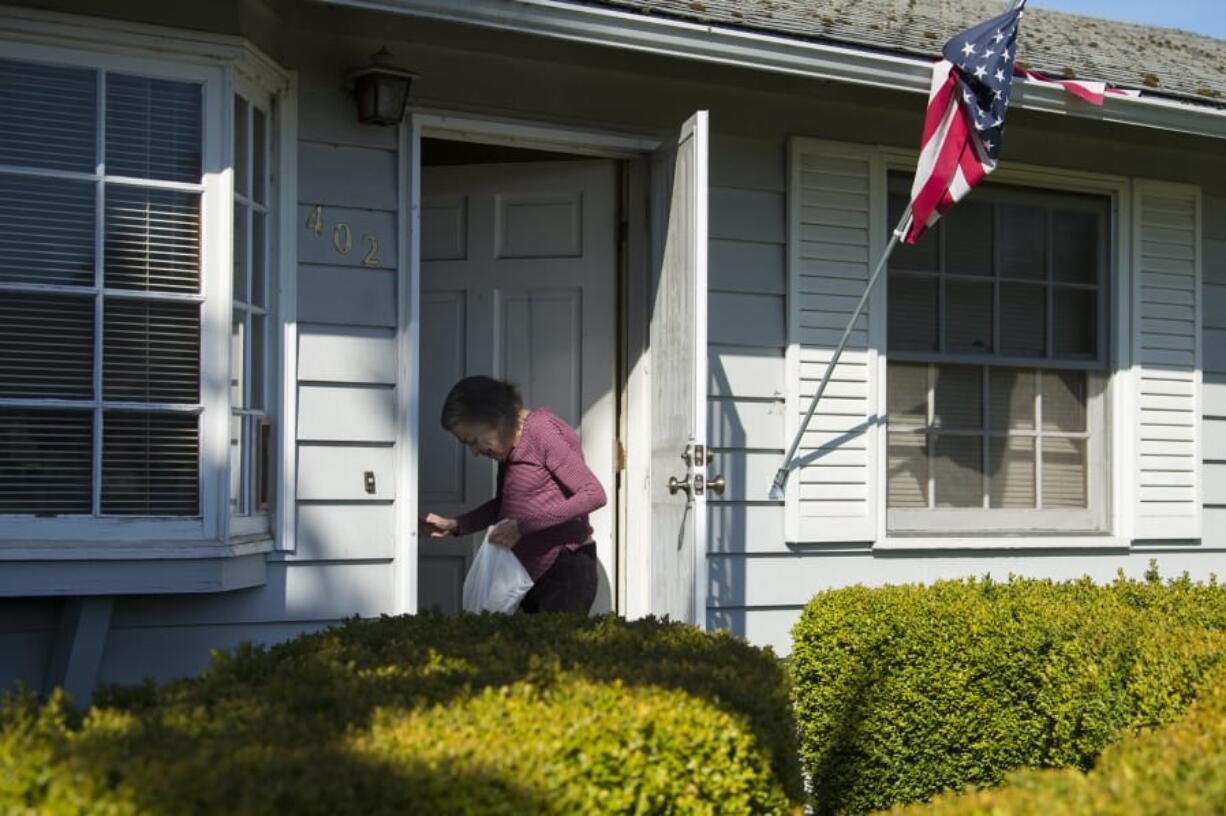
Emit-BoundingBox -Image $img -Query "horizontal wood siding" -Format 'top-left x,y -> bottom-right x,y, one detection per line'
290,39 -> 402,654
1203,193 -> 1226,549
706,134 -> 790,611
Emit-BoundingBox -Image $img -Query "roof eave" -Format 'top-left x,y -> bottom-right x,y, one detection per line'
324,0 -> 1226,141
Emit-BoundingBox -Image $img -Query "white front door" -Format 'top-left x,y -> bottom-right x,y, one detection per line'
648,112 -> 711,626
418,159 -> 618,614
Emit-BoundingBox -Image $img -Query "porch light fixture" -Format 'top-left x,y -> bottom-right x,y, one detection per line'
348,48 -> 417,126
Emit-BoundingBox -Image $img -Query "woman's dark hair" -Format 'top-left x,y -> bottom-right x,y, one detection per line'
440,376 -> 523,436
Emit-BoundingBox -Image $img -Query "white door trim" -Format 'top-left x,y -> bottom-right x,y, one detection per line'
397,108 -> 663,616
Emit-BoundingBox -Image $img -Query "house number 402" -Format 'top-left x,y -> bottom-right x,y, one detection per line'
305,205 -> 381,267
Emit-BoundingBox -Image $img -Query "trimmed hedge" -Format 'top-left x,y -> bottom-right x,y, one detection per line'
790,572 -> 1226,815
890,663 -> 1226,815
1,614 -> 803,814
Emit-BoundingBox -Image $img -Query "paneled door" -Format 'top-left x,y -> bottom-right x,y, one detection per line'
418,159 -> 617,614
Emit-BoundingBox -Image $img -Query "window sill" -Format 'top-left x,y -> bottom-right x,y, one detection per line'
874,535 -> 1127,552
0,536 -> 272,597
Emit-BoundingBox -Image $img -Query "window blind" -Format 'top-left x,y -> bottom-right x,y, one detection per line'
104,186 -> 201,293
0,409 -> 93,514
0,58 -> 96,172
103,300 -> 201,404
106,73 -> 201,183
0,294 -> 94,399
101,411 -> 199,515
0,174 -> 95,286
0,58 -> 205,518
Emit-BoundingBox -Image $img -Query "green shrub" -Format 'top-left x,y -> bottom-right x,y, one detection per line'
790,573 -> 1226,815
889,664 -> 1226,815
1,614 -> 802,814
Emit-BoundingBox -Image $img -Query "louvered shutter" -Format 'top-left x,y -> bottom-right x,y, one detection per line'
786,139 -> 883,543
1132,181 -> 1202,540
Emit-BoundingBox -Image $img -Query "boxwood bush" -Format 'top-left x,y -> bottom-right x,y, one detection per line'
890,663 -> 1226,815
1,614 -> 803,814
790,572 -> 1226,815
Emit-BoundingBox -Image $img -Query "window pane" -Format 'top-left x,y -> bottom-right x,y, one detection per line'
887,363 -> 928,427
101,410 -> 199,515
1052,210 -> 1099,284
230,412 -> 244,514
934,365 -> 982,429
104,186 -> 201,293
253,105 -> 268,205
251,315 -> 266,412
945,281 -> 993,353
889,192 -> 937,272
233,201 -> 248,303
888,274 -> 938,351
0,174 -> 96,286
989,436 -> 1035,508
234,96 -> 249,198
0,409 -> 93,514
934,435 -> 983,508
0,293 -> 94,399
1042,370 -> 1087,432
988,368 -> 1035,430
1042,436 -> 1087,508
103,299 -> 201,404
999,282 -> 1045,357
231,312 -> 246,408
106,74 -> 201,183
998,203 -> 1046,280
944,200 -> 993,277
0,59 -> 97,172
888,432 -> 928,508
251,210 -> 266,309
1053,287 -> 1096,359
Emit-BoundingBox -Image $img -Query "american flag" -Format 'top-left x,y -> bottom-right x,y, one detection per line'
903,1 -> 1026,244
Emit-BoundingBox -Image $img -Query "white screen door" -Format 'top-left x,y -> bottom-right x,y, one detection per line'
418,159 -> 617,614
648,111 -> 711,626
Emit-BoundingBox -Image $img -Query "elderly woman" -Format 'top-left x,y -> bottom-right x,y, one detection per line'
420,376 -> 607,614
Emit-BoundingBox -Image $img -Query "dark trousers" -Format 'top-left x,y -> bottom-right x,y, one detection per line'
520,544 -> 597,614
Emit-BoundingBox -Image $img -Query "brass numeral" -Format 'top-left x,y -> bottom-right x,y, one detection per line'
361,233 -> 380,266
332,222 -> 352,255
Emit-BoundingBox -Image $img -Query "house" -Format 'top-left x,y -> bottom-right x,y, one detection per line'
1,0 -> 1224,703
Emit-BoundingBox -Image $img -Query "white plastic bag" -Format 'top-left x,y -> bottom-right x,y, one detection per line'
462,522 -> 534,614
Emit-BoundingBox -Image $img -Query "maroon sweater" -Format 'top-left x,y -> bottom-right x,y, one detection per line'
454,409 -> 607,581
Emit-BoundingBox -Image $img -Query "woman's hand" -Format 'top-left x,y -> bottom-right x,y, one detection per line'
488,519 -> 521,548
419,513 -> 458,538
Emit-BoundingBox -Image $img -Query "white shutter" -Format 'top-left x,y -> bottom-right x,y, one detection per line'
1133,181 -> 1202,541
786,138 -> 883,543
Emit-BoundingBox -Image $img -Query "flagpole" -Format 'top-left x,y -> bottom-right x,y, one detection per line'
769,205 -> 912,501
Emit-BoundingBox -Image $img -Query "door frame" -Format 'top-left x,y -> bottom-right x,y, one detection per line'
395,108 -> 665,618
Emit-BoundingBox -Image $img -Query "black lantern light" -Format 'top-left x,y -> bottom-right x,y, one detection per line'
348,48 -> 417,126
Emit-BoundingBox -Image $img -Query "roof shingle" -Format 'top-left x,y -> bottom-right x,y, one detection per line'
569,0 -> 1226,106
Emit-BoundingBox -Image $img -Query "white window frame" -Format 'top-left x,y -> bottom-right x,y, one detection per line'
876,149 -> 1133,545
229,75 -> 279,540
0,22 -> 294,553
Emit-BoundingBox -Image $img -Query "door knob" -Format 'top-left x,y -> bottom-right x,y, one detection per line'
668,474 -> 692,497
708,475 -> 727,496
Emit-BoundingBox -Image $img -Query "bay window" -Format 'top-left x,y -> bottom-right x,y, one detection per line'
0,50 -> 281,544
